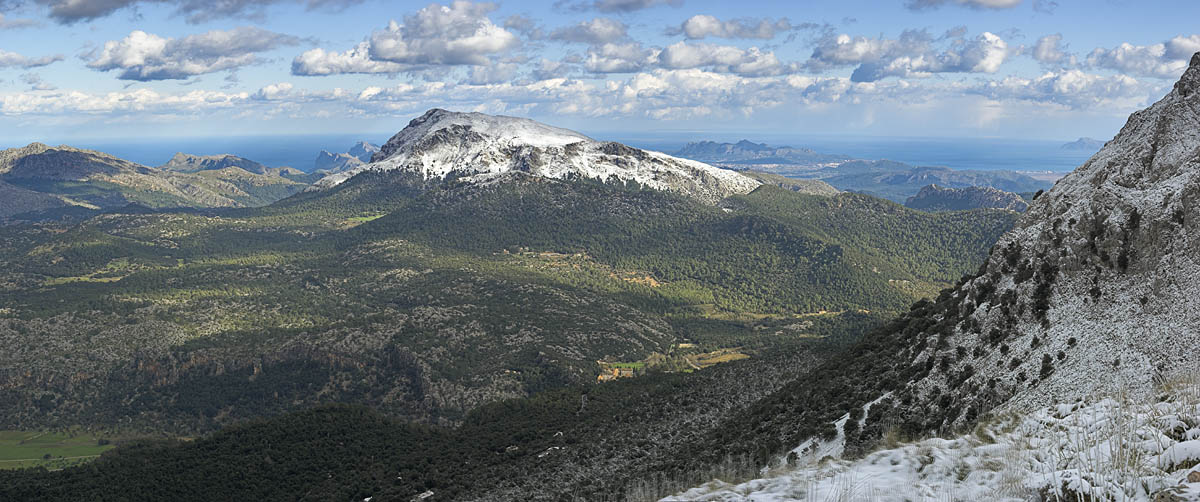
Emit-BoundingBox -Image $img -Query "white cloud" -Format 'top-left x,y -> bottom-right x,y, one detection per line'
367,1 -> 517,66
87,27 -> 299,81
292,42 -> 408,75
673,15 -> 793,40
808,30 -> 1010,82
1165,35 -> 1200,61
584,42 -> 655,73
970,70 -> 1149,109
1086,41 -> 1189,79
656,41 -> 788,76
0,88 -> 250,115
549,18 -> 627,45
296,1 -> 517,76
1031,33 -> 1074,66
0,49 -> 62,68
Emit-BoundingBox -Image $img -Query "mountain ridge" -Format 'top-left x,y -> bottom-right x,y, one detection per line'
318,109 -> 761,204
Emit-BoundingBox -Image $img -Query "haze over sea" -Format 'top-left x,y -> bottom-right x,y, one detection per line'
10,133 -> 1096,174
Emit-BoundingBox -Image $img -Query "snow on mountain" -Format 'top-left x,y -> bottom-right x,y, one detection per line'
938,52 -> 1200,413
670,372 -> 1200,502
316,109 -> 760,204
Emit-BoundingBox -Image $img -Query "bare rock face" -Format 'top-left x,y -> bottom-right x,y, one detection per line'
907,52 -> 1200,415
317,109 -> 761,204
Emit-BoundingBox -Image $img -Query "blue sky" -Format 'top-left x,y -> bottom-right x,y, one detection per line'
0,0 -> 1196,143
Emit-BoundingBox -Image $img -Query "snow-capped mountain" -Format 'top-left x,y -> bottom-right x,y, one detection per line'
316,109 -> 760,204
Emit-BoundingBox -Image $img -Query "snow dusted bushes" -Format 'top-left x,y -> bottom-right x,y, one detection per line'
672,371 -> 1200,502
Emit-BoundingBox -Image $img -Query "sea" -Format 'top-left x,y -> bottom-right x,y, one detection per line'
31,133 -> 1096,174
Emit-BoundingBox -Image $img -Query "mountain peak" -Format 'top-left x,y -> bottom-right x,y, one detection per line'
317,110 -> 759,204
1175,51 -> 1200,97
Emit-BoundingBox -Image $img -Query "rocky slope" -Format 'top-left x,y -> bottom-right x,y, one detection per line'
904,184 -> 1029,212
317,109 -> 760,204
942,53 -> 1200,412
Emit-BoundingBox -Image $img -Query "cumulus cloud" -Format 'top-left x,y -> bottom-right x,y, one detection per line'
292,42 -> 407,75
0,49 -> 62,68
466,62 -> 519,84
297,1 -> 517,76
656,41 -> 788,76
808,29 -> 1011,82
11,0 -> 364,24
87,27 -> 300,81
549,17 -> 627,45
904,0 -> 1021,10
970,70 -> 1148,109
1031,33 -> 1074,66
584,42 -> 654,73
669,15 -> 794,40
1086,35 -> 1200,79
367,2 -> 518,65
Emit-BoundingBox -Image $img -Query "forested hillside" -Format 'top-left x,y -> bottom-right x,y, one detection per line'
0,170 -> 1016,436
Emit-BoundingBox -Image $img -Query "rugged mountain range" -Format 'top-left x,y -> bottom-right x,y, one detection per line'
671,140 -> 853,166
904,184 -> 1030,212
0,144 -> 314,219
314,140 -> 379,173
319,109 -> 761,204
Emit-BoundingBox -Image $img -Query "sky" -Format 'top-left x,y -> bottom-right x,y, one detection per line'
0,0 -> 1197,144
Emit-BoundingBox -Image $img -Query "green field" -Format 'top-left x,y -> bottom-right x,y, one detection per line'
0,431 -> 115,470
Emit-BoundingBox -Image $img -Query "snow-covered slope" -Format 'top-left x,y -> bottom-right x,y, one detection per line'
316,109 -> 760,204
671,372 -> 1200,502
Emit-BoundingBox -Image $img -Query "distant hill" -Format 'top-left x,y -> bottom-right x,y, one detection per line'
740,171 -> 840,197
161,152 -> 273,174
0,143 -> 315,220
671,141 -> 1053,202
671,140 -> 853,166
817,160 -> 1051,203
1060,137 -> 1106,151
904,184 -> 1029,212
